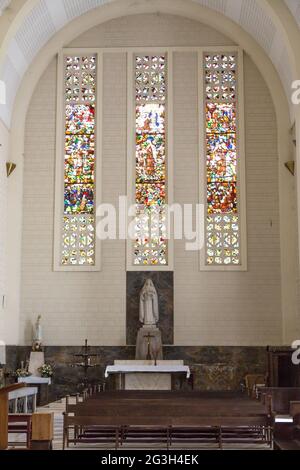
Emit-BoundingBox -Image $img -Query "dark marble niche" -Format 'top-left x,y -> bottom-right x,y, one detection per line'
126,272 -> 174,346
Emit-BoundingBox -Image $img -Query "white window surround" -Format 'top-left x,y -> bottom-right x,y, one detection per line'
53,50 -> 103,272
199,47 -> 247,272
126,48 -> 174,272
53,47 -> 246,272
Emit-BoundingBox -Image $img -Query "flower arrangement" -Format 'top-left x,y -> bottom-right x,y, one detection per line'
39,363 -> 54,378
15,368 -> 31,378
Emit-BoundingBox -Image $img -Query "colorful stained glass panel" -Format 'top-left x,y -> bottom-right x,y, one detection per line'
204,53 -> 241,265
64,184 -> 94,214
134,55 -> 167,266
136,133 -> 165,183
65,134 -> 95,184
136,183 -> 166,207
207,182 -> 237,214
206,103 -> 236,134
136,104 -> 165,134
206,133 -> 236,182
61,55 -> 97,266
66,104 -> 95,135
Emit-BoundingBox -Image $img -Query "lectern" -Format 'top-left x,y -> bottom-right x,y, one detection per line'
0,383 -> 26,450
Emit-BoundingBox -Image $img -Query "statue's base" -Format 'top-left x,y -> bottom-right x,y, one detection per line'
135,327 -> 163,360
29,351 -> 45,376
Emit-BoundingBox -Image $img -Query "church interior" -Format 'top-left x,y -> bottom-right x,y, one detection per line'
1,0 -> 300,453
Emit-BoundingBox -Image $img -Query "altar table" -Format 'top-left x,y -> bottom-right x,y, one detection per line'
105,360 -> 190,390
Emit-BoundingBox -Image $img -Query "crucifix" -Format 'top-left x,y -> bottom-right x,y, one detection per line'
144,332 -> 155,360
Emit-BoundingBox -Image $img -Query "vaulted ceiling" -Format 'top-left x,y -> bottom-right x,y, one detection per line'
286,0 -> 300,28
0,0 -> 11,14
0,0 -> 299,127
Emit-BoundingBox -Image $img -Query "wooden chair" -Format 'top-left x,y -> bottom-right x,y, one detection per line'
245,374 -> 266,398
8,414 -> 32,449
0,383 -> 28,450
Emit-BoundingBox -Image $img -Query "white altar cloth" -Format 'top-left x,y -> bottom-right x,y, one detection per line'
18,376 -> 51,385
105,364 -> 190,378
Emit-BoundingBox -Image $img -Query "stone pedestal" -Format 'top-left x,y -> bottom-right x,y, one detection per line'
29,351 -> 45,376
135,327 -> 163,360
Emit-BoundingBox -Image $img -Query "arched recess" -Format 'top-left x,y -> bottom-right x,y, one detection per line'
1,0 -> 299,125
5,0 -> 299,345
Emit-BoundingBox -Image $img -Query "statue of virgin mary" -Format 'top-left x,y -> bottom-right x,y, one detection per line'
139,279 -> 159,327
32,315 -> 43,351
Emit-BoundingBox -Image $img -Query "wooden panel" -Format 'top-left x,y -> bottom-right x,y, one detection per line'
32,413 -> 54,441
0,383 -> 25,395
0,394 -> 8,450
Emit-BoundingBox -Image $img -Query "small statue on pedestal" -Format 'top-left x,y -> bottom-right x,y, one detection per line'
136,279 -> 163,360
139,279 -> 159,327
32,315 -> 43,352
29,315 -> 45,376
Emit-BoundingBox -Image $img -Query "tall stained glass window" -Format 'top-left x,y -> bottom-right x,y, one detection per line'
61,55 -> 97,266
133,55 -> 168,266
204,52 -> 241,267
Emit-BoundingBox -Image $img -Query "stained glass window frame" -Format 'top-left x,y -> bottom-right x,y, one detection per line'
199,47 -> 247,272
126,50 -> 174,271
54,50 -> 102,272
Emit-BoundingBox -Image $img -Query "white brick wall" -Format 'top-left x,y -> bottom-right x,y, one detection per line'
21,53 -> 127,346
0,120 -> 9,339
173,52 -> 282,345
21,14 -> 282,346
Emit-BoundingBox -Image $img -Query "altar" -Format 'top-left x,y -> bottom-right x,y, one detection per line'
105,360 -> 190,390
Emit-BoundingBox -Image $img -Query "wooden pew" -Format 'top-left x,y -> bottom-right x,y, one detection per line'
63,413 -> 271,449
63,391 -> 272,449
290,400 -> 300,422
258,387 -> 300,414
88,390 -> 243,400
273,401 -> 300,450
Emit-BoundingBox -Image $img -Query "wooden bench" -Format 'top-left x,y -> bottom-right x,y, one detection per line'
258,387 -> 300,414
274,401 -> 300,450
63,391 -> 272,449
274,439 -> 300,450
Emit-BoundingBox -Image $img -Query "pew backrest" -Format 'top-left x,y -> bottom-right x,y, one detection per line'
258,387 -> 300,414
